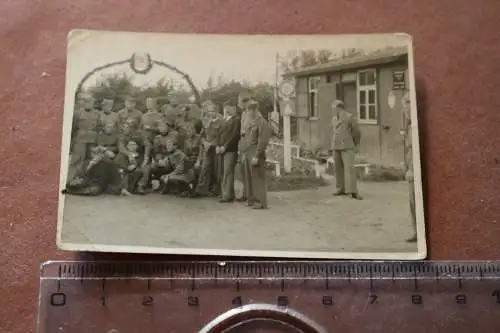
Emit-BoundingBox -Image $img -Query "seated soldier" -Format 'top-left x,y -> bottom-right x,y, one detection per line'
63,146 -> 121,196
160,139 -> 196,197
98,122 -> 119,160
114,139 -> 144,196
118,119 -> 151,194
149,135 -> 172,191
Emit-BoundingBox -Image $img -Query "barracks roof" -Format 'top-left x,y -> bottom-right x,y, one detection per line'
282,46 -> 408,77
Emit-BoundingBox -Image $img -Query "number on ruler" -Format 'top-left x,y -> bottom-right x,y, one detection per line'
232,296 -> 243,307
369,294 -> 378,304
322,296 -> 333,306
277,296 -> 289,307
188,296 -> 199,307
142,296 -> 154,306
412,295 -> 423,305
455,294 -> 467,305
50,293 -> 66,307
492,290 -> 500,304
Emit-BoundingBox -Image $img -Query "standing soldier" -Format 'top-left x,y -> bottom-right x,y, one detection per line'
217,103 -> 241,203
71,95 -> 101,173
330,100 -> 363,200
141,97 -> 163,143
239,100 -> 271,209
191,100 -> 224,197
403,96 -> 417,243
235,92 -> 251,202
117,95 -> 142,132
100,98 -> 119,129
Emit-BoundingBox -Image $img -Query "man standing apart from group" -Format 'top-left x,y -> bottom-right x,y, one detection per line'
217,103 -> 241,203
403,96 -> 417,243
239,100 -> 271,209
331,100 -> 363,200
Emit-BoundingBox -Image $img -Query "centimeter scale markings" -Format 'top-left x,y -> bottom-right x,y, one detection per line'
39,261 -> 500,333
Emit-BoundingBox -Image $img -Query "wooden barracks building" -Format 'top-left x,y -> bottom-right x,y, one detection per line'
283,46 -> 410,166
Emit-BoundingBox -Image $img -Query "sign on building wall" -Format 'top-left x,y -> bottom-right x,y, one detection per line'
392,70 -> 406,90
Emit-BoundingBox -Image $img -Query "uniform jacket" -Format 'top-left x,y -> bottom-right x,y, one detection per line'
97,132 -> 119,153
117,108 -> 143,130
203,116 -> 225,147
118,130 -> 151,160
239,113 -> 271,160
330,110 -> 361,150
100,112 -> 119,129
219,114 -> 241,153
166,149 -> 195,183
141,110 -> 163,132
73,108 -> 101,143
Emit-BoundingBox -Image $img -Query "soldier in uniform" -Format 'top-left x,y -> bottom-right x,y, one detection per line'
191,101 -> 225,197
141,97 -> 163,142
403,96 -> 417,243
235,92 -> 252,202
71,95 -> 101,173
217,103 -> 241,203
97,122 -> 119,158
160,138 -> 196,197
330,100 -> 363,200
100,98 -> 119,129
117,119 -> 151,194
117,95 -> 143,132
239,100 -> 271,209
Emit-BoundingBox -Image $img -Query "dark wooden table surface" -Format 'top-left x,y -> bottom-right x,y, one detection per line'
1,1 -> 500,332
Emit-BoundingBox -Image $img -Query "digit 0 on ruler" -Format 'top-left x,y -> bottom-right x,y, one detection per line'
38,261 -> 500,333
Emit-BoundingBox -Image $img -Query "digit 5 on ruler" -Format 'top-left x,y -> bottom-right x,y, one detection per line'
38,261 -> 500,333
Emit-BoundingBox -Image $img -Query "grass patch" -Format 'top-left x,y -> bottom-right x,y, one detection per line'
362,165 -> 405,182
267,170 -> 329,192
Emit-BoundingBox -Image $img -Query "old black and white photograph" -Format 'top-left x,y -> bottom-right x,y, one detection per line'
57,30 -> 426,259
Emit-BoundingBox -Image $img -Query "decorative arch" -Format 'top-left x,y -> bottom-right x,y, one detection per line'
74,52 -> 201,106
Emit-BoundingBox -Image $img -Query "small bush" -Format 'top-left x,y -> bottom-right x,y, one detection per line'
362,165 -> 405,182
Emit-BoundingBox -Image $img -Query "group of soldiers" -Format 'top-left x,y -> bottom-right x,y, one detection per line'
64,91 -> 272,210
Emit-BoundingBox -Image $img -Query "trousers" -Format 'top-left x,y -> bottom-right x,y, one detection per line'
242,153 -> 267,208
221,152 -> 237,200
334,149 -> 358,194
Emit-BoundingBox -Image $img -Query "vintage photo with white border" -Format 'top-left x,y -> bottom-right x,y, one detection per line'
57,30 -> 426,259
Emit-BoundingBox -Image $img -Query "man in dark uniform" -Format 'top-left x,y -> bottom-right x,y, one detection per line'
217,103 -> 241,203
239,100 -> 271,209
71,95 -> 101,173
117,119 -> 151,194
117,95 -> 143,132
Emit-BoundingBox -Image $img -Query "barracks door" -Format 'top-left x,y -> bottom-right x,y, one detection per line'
317,82 -> 336,152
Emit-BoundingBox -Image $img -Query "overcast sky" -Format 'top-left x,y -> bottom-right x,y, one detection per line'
68,31 -> 410,92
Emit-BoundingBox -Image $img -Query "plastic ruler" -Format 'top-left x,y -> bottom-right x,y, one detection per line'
37,261 -> 500,333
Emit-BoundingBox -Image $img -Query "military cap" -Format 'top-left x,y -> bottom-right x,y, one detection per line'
332,100 -> 345,109
102,98 -> 114,105
247,99 -> 259,109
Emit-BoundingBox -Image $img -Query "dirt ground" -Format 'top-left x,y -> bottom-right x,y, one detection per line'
59,177 -> 418,256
